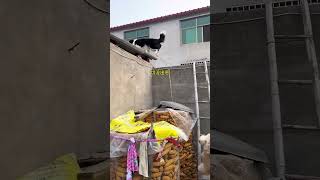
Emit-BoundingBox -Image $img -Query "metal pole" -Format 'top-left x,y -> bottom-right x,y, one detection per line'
204,61 -> 210,101
265,1 -> 286,178
168,69 -> 174,102
192,62 -> 201,177
301,0 -> 320,127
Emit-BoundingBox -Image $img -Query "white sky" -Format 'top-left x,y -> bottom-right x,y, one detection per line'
110,0 -> 210,27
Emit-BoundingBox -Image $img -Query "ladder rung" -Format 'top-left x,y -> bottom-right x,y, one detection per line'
278,79 -> 312,84
283,124 -> 320,130
197,100 -> 210,103
196,72 -> 207,74
197,86 -> 208,88
176,101 -> 209,104
200,116 -> 210,119
274,35 -> 311,39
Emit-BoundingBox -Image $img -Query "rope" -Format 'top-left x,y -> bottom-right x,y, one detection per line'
110,135 -> 181,147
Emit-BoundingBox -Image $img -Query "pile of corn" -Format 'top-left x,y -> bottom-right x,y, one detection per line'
144,111 -> 177,126
180,134 -> 197,179
145,110 -> 198,179
110,157 -> 145,180
110,142 -> 179,180
151,142 -> 179,180
110,157 -> 126,180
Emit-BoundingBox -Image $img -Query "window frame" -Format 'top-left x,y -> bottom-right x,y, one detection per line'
124,27 -> 150,41
180,14 -> 210,45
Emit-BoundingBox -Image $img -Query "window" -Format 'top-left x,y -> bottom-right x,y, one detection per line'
124,27 -> 149,41
180,15 -> 210,44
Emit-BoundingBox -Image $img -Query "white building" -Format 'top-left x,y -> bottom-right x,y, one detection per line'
111,6 -> 210,67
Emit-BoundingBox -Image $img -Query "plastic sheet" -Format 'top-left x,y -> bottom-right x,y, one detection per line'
110,130 -> 162,158
167,108 -> 197,140
138,108 -> 198,179
110,107 -> 196,179
141,108 -> 196,141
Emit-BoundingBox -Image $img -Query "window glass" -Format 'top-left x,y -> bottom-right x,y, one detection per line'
181,15 -> 210,44
137,28 -> 149,37
197,16 -> 210,26
181,19 -> 196,29
124,31 -> 137,40
124,28 -> 149,40
182,28 -> 197,44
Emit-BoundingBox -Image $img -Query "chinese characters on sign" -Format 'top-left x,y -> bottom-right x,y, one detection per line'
151,69 -> 170,75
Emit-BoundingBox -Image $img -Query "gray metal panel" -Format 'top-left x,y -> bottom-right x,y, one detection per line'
212,130 -> 269,163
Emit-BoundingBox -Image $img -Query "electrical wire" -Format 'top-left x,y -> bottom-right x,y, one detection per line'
83,0 -> 109,14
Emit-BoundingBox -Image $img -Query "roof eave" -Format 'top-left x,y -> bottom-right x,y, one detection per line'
110,6 -> 210,32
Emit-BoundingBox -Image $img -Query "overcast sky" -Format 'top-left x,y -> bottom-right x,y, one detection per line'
110,0 -> 210,27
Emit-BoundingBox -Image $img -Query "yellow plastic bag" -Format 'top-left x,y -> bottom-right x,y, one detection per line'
110,110 -> 150,133
153,121 -> 188,141
18,153 -> 80,180
110,110 -> 188,140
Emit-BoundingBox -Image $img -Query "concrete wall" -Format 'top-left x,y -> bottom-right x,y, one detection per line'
213,6 -> 320,176
110,43 -> 153,119
152,63 -> 211,134
0,0 -> 108,179
214,0 -> 264,13
111,13 -> 210,68
213,0 -> 307,13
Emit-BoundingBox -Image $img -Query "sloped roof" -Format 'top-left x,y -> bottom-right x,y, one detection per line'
110,6 -> 210,32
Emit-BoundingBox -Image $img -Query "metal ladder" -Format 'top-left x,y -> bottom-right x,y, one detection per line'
265,0 -> 320,179
192,60 -> 210,178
